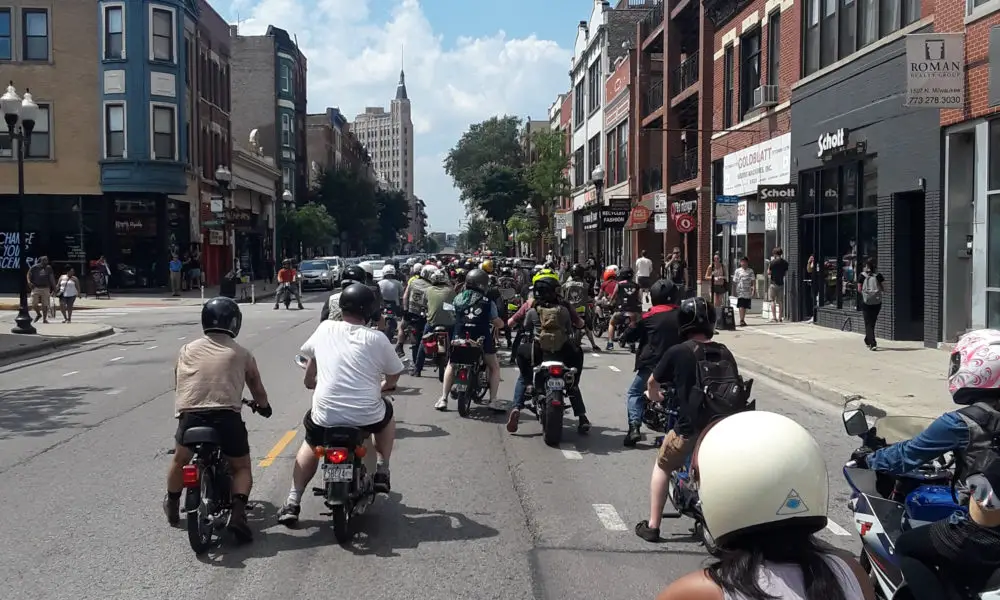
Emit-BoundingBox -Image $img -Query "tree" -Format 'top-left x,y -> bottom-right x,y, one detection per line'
465,163 -> 528,225
310,167 -> 377,254
459,217 -> 491,251
422,235 -> 440,253
526,128 -> 571,257
278,202 -> 337,255
506,213 -> 538,254
372,188 -> 411,254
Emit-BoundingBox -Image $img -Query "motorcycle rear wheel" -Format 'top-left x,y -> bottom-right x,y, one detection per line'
543,396 -> 564,447
186,468 -> 213,555
457,389 -> 472,417
332,505 -> 352,544
695,521 -> 720,556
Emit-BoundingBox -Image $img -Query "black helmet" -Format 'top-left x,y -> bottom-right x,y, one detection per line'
465,268 -> 489,292
339,283 -> 376,319
202,297 -> 242,338
570,263 -> 586,280
533,277 -> 559,302
649,279 -> 678,306
341,265 -> 367,286
617,267 -> 634,281
678,297 -> 716,338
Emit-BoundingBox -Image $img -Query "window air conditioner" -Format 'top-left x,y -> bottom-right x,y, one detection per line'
753,85 -> 779,108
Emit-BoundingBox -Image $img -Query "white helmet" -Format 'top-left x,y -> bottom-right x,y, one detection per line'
420,265 -> 438,280
381,265 -> 396,278
430,269 -> 448,285
359,262 -> 375,276
948,329 -> 1000,404
411,263 -> 422,277
696,411 -> 828,546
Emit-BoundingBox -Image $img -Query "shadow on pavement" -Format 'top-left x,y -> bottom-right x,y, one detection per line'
0,384 -> 112,439
394,421 -> 449,440
570,425 -> 633,456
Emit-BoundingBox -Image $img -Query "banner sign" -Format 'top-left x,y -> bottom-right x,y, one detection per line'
905,33 -> 965,109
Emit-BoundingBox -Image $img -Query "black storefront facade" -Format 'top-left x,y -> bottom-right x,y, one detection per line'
579,199 -> 630,266
0,194 -> 191,294
788,31 -> 941,345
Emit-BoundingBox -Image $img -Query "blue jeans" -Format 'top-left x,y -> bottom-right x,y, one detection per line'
414,324 -> 452,373
626,368 -> 651,425
513,374 -> 526,410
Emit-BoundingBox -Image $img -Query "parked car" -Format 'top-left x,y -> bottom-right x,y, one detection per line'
318,256 -> 344,284
298,259 -> 336,291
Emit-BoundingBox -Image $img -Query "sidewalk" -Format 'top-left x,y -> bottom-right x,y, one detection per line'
0,279 -> 277,311
720,314 -> 950,418
0,322 -> 115,361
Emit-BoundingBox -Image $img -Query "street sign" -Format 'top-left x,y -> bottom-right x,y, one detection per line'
715,195 -> 739,225
203,220 -> 223,227
716,195 -> 739,204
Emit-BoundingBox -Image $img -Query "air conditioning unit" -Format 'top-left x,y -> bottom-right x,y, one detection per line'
753,84 -> 779,108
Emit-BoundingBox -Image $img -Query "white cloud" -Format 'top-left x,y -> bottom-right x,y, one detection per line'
226,0 -> 571,233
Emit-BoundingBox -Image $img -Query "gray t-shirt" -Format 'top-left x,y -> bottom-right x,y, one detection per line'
29,264 -> 53,288
378,278 -> 402,304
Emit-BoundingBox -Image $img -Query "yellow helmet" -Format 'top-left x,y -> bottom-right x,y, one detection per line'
532,269 -> 559,285
481,259 -> 494,273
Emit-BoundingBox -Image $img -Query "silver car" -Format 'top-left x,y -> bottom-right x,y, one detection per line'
298,260 -> 336,291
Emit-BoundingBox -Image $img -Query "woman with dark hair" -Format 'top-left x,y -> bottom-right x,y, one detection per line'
858,258 -> 884,350
655,411 -> 875,600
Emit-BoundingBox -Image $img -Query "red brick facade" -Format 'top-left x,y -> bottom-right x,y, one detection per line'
939,5 -> 1000,126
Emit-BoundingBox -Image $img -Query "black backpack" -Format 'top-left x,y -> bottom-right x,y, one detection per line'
617,281 -> 639,306
687,340 -> 752,428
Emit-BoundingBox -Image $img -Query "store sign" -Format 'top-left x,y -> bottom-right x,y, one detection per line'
581,210 -> 600,232
0,231 -> 37,270
627,205 -> 651,229
601,208 -> 629,228
906,33 -> 964,109
758,183 -> 797,202
765,202 -> 778,231
654,212 -> 668,232
735,200 -> 765,235
722,133 -> 791,196
605,55 -> 631,104
817,129 -> 848,158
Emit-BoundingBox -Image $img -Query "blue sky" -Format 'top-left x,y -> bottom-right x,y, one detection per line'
219,0 -> 594,233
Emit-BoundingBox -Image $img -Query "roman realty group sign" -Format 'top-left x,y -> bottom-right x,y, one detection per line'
905,33 -> 965,109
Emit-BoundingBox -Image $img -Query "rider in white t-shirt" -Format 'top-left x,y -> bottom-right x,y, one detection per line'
277,283 -> 404,526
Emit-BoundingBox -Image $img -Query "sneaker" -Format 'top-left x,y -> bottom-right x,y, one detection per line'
276,503 -> 300,527
624,423 -> 641,447
162,493 -> 180,526
374,469 -> 391,494
577,415 -> 591,434
635,520 -> 661,542
506,408 -> 520,433
434,397 -> 447,410
226,499 -> 253,543
605,342 -> 614,351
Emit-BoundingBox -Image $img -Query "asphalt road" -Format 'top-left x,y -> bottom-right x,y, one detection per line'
0,293 -> 861,600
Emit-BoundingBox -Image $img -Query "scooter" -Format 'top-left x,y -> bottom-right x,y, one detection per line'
841,403 -> 1000,599
449,333 -> 490,417
524,359 -> 579,447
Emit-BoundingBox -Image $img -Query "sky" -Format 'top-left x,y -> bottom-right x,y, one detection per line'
219,0 -> 592,234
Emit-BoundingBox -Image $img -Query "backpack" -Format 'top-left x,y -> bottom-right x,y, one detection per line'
537,304 -> 568,353
617,281 -> 640,307
687,340 -> 751,428
409,282 -> 429,313
861,272 -> 882,305
455,290 -> 487,320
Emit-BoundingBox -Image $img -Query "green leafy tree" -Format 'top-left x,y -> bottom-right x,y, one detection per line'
371,188 -> 411,254
422,235 -> 440,253
444,115 -> 524,200
460,216 -> 491,251
506,213 -> 538,250
465,163 -> 528,226
526,128 -> 571,257
311,167 -> 378,254
278,202 -> 337,255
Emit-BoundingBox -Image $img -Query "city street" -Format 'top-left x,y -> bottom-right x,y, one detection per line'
0,293 -> 861,600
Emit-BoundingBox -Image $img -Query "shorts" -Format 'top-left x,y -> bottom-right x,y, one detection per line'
656,429 -> 696,473
60,295 -> 77,308
768,284 -> 784,302
175,409 -> 250,457
30,287 -> 50,306
637,276 -> 651,289
302,400 -> 394,447
736,297 -> 752,309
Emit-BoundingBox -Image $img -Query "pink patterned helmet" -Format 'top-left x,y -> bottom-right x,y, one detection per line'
948,329 -> 1000,403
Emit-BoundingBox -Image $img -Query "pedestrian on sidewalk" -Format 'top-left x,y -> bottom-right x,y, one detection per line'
704,253 -> 727,308
665,247 -> 687,295
168,255 -> 182,296
732,256 -> 755,327
858,258 -> 884,350
27,256 -> 55,324
766,247 -> 788,323
187,254 -> 202,290
57,267 -> 80,323
635,250 -> 653,293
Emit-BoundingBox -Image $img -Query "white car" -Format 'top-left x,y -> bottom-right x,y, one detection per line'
359,260 -> 386,281
298,259 -> 336,291
318,256 -> 344,283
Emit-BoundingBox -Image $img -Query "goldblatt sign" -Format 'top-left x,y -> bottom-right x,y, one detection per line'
905,33 -> 964,109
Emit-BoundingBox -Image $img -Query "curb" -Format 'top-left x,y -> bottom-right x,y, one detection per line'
0,325 -> 116,361
0,290 -> 279,310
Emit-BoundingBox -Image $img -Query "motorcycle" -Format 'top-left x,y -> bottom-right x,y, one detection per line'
449,333 -> 490,417
841,403 -> 1000,599
382,304 -> 400,343
180,398 -> 270,555
421,325 -> 450,382
524,358 -> 579,447
278,282 -> 293,309
294,354 -> 381,543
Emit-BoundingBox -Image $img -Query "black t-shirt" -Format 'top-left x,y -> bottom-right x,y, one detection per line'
769,258 -> 789,285
668,260 -> 687,285
652,342 -> 700,436
624,306 -> 682,372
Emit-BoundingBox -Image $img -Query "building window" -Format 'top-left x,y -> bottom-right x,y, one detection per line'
22,9 -> 48,61
574,80 -> 585,128
799,162 -> 877,309
767,11 -> 781,86
0,9 -> 10,61
969,0 -> 992,15
151,104 -> 176,160
839,0 -> 856,59
723,45 -> 734,128
606,122 -> 628,186
804,0 -> 820,74
151,7 -> 174,62
803,0 -> 920,76
280,63 -> 290,92
739,28 -> 762,119
587,59 -> 602,113
105,103 -> 126,158
104,5 -> 124,60
281,114 -> 291,147
283,166 -> 294,195
587,134 -> 600,181
574,147 -> 584,186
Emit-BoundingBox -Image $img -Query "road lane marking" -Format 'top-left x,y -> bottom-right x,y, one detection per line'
62,371 -> 78,377
147,345 -> 158,350
608,366 -> 621,372
591,353 -> 601,358
561,449 -> 583,459
246,332 -> 257,337
177,336 -> 186,340
825,520 -> 852,536
593,504 -> 628,531
259,430 -> 298,467
109,356 -> 123,362
106,389 -> 124,395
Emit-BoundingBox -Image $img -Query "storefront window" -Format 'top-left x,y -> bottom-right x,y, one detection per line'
987,194 -> 1000,326
821,169 -> 838,213
862,156 -> 878,208
989,120 -> 1000,192
841,164 -> 858,210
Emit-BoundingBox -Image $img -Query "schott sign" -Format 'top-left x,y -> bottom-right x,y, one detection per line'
758,184 -> 797,202
817,129 -> 848,158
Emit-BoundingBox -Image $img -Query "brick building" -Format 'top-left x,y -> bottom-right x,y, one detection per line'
938,2 -> 1000,340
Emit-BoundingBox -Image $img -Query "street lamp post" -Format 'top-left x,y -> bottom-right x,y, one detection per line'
214,165 -> 233,275
1,82 -> 38,334
280,189 -> 294,261
591,165 -> 605,268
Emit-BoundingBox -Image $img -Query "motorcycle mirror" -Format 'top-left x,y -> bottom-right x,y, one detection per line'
843,408 -> 869,437
293,354 -> 309,369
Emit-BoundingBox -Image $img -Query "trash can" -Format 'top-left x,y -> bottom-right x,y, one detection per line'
219,275 -> 237,299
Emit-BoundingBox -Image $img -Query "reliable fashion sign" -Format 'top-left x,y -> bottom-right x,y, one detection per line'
722,133 -> 791,197
905,33 -> 965,109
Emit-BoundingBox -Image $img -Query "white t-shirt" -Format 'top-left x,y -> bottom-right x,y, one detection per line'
299,320 -> 405,427
635,257 -> 653,278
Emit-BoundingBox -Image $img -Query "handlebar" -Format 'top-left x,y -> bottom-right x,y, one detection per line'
242,398 -> 272,418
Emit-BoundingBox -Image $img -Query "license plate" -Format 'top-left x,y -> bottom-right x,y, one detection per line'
546,379 -> 565,390
453,383 -> 467,392
322,464 -> 353,482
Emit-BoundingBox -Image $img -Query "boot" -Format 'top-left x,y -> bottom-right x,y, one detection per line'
624,422 -> 641,447
226,496 -> 253,543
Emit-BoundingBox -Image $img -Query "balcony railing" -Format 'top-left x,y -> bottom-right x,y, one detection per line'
670,52 -> 700,96
639,2 -> 664,41
643,77 -> 664,117
640,167 -> 663,194
669,148 -> 699,185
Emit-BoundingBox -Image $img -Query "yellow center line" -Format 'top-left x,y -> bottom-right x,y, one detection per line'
258,430 -> 298,467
